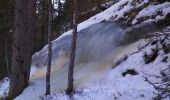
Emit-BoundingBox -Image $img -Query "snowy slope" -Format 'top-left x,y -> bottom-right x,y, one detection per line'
43,28 -> 170,100
32,0 -> 170,69
36,0 -> 170,45
0,0 -> 170,100
132,2 -> 170,24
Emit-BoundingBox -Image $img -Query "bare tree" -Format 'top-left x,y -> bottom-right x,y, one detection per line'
46,0 -> 53,95
8,0 -> 36,99
66,0 -> 78,95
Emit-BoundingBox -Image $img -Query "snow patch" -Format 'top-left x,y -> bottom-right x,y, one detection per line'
133,2 -> 170,24
0,78 -> 9,98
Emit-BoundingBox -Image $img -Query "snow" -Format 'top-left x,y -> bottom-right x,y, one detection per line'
132,2 -> 170,24
43,37 -> 170,100
0,78 -> 9,98
34,0 -> 170,56
112,0 -> 149,21
40,0 -> 149,47
0,0 -> 170,99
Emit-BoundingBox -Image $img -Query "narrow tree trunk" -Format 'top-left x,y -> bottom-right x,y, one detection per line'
7,30 -> 13,78
52,0 -> 55,39
58,0 -> 61,17
5,37 -> 10,78
66,0 -> 78,95
41,0 -> 45,47
27,0 -> 36,79
46,0 -> 52,95
58,0 -> 63,35
41,0 -> 49,47
8,0 -> 35,99
5,17 -> 11,78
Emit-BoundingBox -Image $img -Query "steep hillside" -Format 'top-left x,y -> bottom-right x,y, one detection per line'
0,0 -> 170,100
43,26 -> 170,100
100,0 -> 170,26
42,0 -> 170,99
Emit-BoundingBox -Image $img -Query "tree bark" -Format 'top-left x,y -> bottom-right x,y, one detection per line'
5,16 -> 12,78
41,0 -> 49,48
46,0 -> 52,95
8,0 -> 36,99
66,0 -> 78,95
27,0 -> 36,80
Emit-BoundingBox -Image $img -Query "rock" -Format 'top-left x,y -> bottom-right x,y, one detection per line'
122,69 -> 138,77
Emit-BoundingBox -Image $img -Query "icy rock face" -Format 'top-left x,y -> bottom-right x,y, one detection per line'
30,21 -> 129,80
32,21 -> 157,69
32,35 -> 72,68
31,22 -> 124,69
30,21 -> 157,80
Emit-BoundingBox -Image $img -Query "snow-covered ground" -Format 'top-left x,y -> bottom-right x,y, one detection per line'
42,33 -> 170,100
0,78 -> 9,98
40,0 -> 170,43
132,2 -> 170,24
0,0 -> 170,100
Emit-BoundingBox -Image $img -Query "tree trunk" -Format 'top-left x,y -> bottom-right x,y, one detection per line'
46,0 -> 52,95
5,18 -> 12,78
41,0 -> 49,48
8,0 -> 35,99
52,0 -> 55,39
27,0 -> 36,80
41,0 -> 45,47
58,0 -> 62,17
66,0 -> 78,95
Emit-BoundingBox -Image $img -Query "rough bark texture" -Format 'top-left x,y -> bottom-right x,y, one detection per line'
66,0 -> 78,95
46,0 -> 52,95
8,0 -> 35,99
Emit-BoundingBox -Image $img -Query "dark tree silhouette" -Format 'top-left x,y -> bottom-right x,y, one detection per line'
46,0 -> 53,95
66,0 -> 78,95
8,0 -> 36,99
